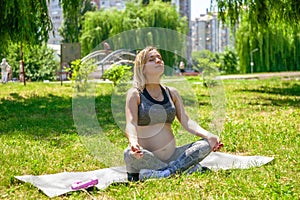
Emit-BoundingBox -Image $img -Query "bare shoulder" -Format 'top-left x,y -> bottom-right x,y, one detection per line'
166,86 -> 179,93
127,87 -> 139,96
165,86 -> 181,102
126,87 -> 140,102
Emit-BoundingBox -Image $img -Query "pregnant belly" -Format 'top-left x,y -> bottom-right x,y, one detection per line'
138,127 -> 176,161
152,139 -> 176,161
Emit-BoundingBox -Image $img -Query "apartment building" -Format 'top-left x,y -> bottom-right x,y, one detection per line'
48,0 -> 232,54
192,13 -> 233,53
171,0 -> 192,68
48,0 -> 63,44
47,0 -> 128,45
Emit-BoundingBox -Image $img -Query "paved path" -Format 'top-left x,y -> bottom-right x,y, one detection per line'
43,71 -> 300,84
218,71 -> 300,80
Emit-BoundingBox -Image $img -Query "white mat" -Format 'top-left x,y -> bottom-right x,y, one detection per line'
15,152 -> 274,198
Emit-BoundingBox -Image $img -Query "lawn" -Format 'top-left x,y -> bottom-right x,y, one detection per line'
0,76 -> 299,199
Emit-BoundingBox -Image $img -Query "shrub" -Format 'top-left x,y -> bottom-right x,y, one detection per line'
192,50 -> 221,73
69,59 -> 97,91
3,43 -> 59,81
102,65 -> 132,86
220,48 -> 239,74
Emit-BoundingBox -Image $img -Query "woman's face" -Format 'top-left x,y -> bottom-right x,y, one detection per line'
143,50 -> 164,77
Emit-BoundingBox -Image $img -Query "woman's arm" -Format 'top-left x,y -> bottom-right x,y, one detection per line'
169,87 -> 222,150
125,88 -> 143,158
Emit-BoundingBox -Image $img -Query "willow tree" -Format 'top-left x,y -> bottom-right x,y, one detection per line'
0,0 -> 52,52
0,0 -> 52,85
59,0 -> 96,43
80,1 -> 188,68
216,0 -> 300,28
236,20 -> 300,73
216,0 -> 300,73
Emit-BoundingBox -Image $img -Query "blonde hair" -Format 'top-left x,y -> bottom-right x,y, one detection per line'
133,46 -> 158,90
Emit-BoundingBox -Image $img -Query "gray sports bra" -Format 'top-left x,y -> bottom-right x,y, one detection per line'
137,85 -> 176,126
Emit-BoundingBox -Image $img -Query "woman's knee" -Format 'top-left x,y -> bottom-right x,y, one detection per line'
188,139 -> 211,156
123,147 -> 133,165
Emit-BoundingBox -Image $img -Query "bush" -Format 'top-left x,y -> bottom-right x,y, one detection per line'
69,59 -> 97,91
102,65 -> 132,86
192,49 -> 240,75
220,48 -> 239,74
3,43 -> 59,81
192,50 -> 221,73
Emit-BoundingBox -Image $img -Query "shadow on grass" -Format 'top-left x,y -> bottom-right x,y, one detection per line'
0,92 -> 117,136
239,82 -> 300,96
248,96 -> 299,107
0,85 -> 212,139
237,82 -> 300,107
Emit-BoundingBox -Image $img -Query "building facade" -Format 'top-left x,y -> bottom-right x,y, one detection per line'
171,0 -> 192,68
192,13 -> 233,53
47,0 -> 128,45
48,0 -> 63,44
48,0 -> 232,54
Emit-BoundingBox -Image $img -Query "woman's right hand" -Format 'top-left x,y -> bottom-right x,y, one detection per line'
130,142 -> 144,159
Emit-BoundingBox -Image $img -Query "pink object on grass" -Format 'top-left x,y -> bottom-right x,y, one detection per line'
71,177 -> 98,190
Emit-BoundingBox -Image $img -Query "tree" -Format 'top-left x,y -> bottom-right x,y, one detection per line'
235,18 -> 300,73
59,0 -> 96,43
220,48 -> 239,74
192,50 -> 220,72
5,43 -> 59,81
102,65 -> 133,86
216,0 -> 300,28
0,0 -> 53,85
80,1 -> 188,67
0,0 -> 52,51
216,0 -> 300,73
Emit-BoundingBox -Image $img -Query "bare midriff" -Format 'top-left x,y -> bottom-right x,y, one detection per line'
137,123 -> 176,161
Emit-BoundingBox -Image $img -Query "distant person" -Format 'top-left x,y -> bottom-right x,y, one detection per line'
19,60 -> 24,82
8,64 -> 12,81
103,41 -> 111,55
179,61 -> 185,75
0,58 -> 11,83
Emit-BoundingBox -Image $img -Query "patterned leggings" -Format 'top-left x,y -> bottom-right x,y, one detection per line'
124,139 -> 212,175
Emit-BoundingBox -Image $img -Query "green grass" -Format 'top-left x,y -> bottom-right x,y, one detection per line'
0,77 -> 299,199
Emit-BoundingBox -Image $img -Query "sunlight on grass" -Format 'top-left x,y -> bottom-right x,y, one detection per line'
0,77 -> 299,199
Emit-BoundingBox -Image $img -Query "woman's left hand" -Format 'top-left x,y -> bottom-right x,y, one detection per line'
213,141 -> 224,152
206,134 -> 223,152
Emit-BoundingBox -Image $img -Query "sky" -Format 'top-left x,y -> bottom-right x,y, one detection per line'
191,0 -> 212,20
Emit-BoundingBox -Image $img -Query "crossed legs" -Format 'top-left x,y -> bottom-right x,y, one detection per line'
124,139 -> 212,181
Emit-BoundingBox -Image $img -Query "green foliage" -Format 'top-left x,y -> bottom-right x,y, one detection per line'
80,9 -> 124,54
24,46 -> 59,81
69,59 -> 97,90
192,50 -> 221,72
80,0 -> 188,68
59,0 -> 96,43
220,48 -> 239,74
235,15 -> 300,73
216,0 -> 300,28
192,49 -> 240,75
217,0 -> 300,73
102,65 -> 133,86
0,0 -> 52,49
3,43 -> 59,81
142,0 -> 172,5
0,76 -> 299,199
